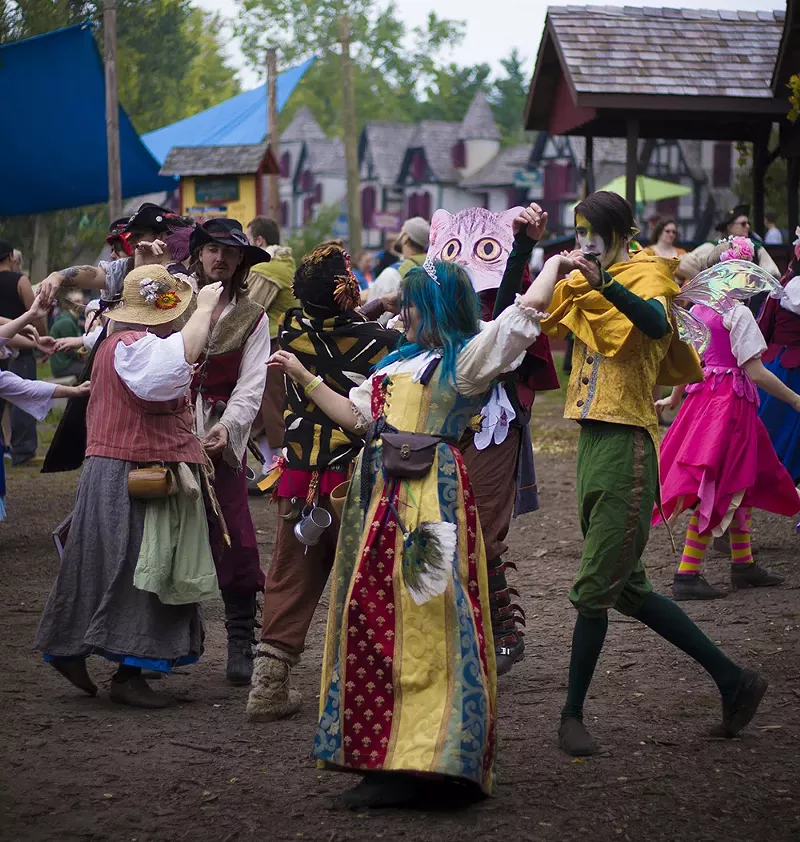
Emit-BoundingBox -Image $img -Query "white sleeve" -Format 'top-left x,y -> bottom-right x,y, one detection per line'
455,297 -> 545,397
723,304 -> 767,366
83,326 -> 102,350
369,267 -> 402,301
219,314 -> 271,464
349,374 -> 377,432
113,332 -> 192,401
758,247 -> 780,279
780,277 -> 800,316
0,370 -> 57,420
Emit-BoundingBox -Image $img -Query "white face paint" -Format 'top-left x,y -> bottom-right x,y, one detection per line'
575,213 -> 621,269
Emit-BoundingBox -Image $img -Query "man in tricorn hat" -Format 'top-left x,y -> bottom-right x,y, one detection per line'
186,218 -> 271,685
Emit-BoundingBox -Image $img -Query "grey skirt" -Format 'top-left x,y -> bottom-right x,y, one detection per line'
34,457 -> 204,664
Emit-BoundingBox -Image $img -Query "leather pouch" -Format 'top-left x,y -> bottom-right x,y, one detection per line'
380,432 -> 441,480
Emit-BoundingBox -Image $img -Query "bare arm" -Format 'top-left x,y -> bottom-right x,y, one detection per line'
181,283 -> 223,363
518,253 -> 566,312
37,265 -> 108,307
17,275 -> 47,335
268,351 -> 362,433
743,357 -> 800,411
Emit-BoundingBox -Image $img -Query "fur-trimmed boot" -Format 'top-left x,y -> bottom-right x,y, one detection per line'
246,643 -> 303,722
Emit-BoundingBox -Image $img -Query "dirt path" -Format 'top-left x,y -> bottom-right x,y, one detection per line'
1,440 -> 799,842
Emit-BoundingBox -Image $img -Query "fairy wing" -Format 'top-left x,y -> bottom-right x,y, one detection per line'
676,259 -> 783,313
671,303 -> 711,354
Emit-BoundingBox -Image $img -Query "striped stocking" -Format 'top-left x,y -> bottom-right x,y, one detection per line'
730,507 -> 754,566
677,511 -> 711,575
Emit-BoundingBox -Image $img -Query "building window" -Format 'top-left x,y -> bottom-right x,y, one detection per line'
279,152 -> 291,179
361,185 -> 376,229
713,142 -> 732,188
299,169 -> 313,192
451,141 -> 466,169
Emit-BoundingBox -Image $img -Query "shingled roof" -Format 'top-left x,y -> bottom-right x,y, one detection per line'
303,137 -> 345,175
160,143 -> 274,176
548,5 -> 784,99
525,5 -> 789,139
360,122 -> 418,185
281,106 -> 326,143
459,92 -> 501,141
460,144 -> 532,188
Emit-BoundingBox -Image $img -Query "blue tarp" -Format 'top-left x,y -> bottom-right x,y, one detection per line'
142,57 -> 316,164
0,24 -> 176,216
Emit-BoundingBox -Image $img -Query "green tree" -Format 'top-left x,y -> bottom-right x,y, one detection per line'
417,63 -> 491,123
233,0 -> 464,135
735,137 -> 789,232
0,0 -> 239,274
285,203 -> 342,263
491,49 -> 530,146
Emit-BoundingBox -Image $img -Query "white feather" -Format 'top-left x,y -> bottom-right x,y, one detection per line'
405,521 -> 457,606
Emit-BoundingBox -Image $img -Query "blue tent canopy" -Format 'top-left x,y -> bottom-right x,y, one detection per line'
0,24 -> 176,216
142,57 -> 316,165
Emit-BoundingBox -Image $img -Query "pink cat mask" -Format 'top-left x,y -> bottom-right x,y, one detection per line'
429,206 -> 523,294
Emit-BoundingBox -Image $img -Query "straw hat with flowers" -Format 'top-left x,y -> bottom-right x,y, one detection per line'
106,265 -> 194,326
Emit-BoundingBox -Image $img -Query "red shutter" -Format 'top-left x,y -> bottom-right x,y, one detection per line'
280,152 -> 291,178
451,141 -> 466,169
314,183 -> 322,203
713,142 -> 732,188
419,192 -> 431,220
361,186 -> 376,229
301,170 -> 312,192
411,153 -> 426,183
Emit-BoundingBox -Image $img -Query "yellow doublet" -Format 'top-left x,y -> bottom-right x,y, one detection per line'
541,251 -> 703,444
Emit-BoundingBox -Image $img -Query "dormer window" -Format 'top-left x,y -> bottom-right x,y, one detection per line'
300,169 -> 313,192
451,141 -> 466,169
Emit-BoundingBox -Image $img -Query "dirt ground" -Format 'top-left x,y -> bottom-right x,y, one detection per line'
1,412 -> 799,842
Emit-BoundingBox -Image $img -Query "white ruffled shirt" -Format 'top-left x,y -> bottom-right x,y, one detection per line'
0,338 -> 58,420
721,304 -> 767,367
113,332 -> 192,401
349,297 -> 545,430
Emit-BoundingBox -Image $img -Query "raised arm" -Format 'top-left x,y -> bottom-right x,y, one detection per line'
492,203 -> 548,318
37,264 -> 108,306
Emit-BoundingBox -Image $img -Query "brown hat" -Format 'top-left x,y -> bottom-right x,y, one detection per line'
106,265 -> 194,326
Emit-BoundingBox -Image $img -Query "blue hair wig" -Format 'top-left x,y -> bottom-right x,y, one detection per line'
377,260 -> 481,384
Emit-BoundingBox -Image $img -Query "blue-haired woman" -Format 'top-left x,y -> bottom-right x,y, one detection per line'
269,257 -> 560,808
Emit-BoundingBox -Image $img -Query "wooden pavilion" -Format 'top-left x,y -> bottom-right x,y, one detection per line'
524,1 -> 800,243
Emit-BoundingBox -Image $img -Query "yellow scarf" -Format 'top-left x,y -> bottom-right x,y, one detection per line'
542,251 -> 703,387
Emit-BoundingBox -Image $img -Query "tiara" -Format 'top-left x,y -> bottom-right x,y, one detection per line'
422,255 -> 441,286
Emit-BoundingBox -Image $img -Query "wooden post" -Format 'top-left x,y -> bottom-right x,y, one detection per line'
752,134 -> 768,239
266,47 -> 280,221
584,135 -> 595,197
31,214 -> 50,281
625,118 -> 639,209
103,0 -> 122,223
339,15 -> 362,254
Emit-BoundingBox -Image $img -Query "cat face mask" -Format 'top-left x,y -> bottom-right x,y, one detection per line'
429,206 -> 523,294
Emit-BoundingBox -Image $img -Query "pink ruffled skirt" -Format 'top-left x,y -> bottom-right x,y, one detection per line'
655,367 -> 800,534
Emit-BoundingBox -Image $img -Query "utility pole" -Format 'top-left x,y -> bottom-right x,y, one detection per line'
266,47 -> 280,221
338,15 -> 362,253
104,0 -> 122,222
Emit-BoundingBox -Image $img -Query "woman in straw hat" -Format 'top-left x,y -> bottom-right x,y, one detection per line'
35,266 -> 224,709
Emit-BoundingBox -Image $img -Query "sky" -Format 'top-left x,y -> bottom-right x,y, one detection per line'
193,0 -> 785,91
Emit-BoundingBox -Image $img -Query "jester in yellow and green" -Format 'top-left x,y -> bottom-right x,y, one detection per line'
538,190 -> 768,757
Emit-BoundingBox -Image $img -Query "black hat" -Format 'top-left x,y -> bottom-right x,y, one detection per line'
0,238 -> 13,261
108,216 -> 130,237
189,218 -> 268,267
124,202 -> 177,235
716,204 -> 750,233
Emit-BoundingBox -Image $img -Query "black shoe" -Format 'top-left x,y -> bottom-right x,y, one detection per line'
339,773 -> 424,810
226,640 -> 254,685
49,659 -> 97,697
717,669 -> 767,737
496,634 -> 525,677
731,563 -> 784,590
558,716 -> 598,757
109,676 -> 171,709
222,590 -> 257,685
672,573 -> 727,601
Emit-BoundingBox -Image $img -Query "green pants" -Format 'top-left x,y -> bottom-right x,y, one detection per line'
570,422 -> 656,618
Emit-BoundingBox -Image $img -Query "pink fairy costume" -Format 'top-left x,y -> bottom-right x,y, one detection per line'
657,303 -> 800,537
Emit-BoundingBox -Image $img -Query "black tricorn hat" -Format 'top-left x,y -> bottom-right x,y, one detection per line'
123,202 -> 178,235
189,218 -> 268,267
716,204 -> 750,233
108,216 -> 130,236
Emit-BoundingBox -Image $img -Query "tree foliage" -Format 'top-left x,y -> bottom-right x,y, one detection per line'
0,0 -> 239,275
285,203 -> 342,264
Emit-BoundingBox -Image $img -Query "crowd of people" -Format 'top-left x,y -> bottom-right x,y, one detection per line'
0,193 -> 798,809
